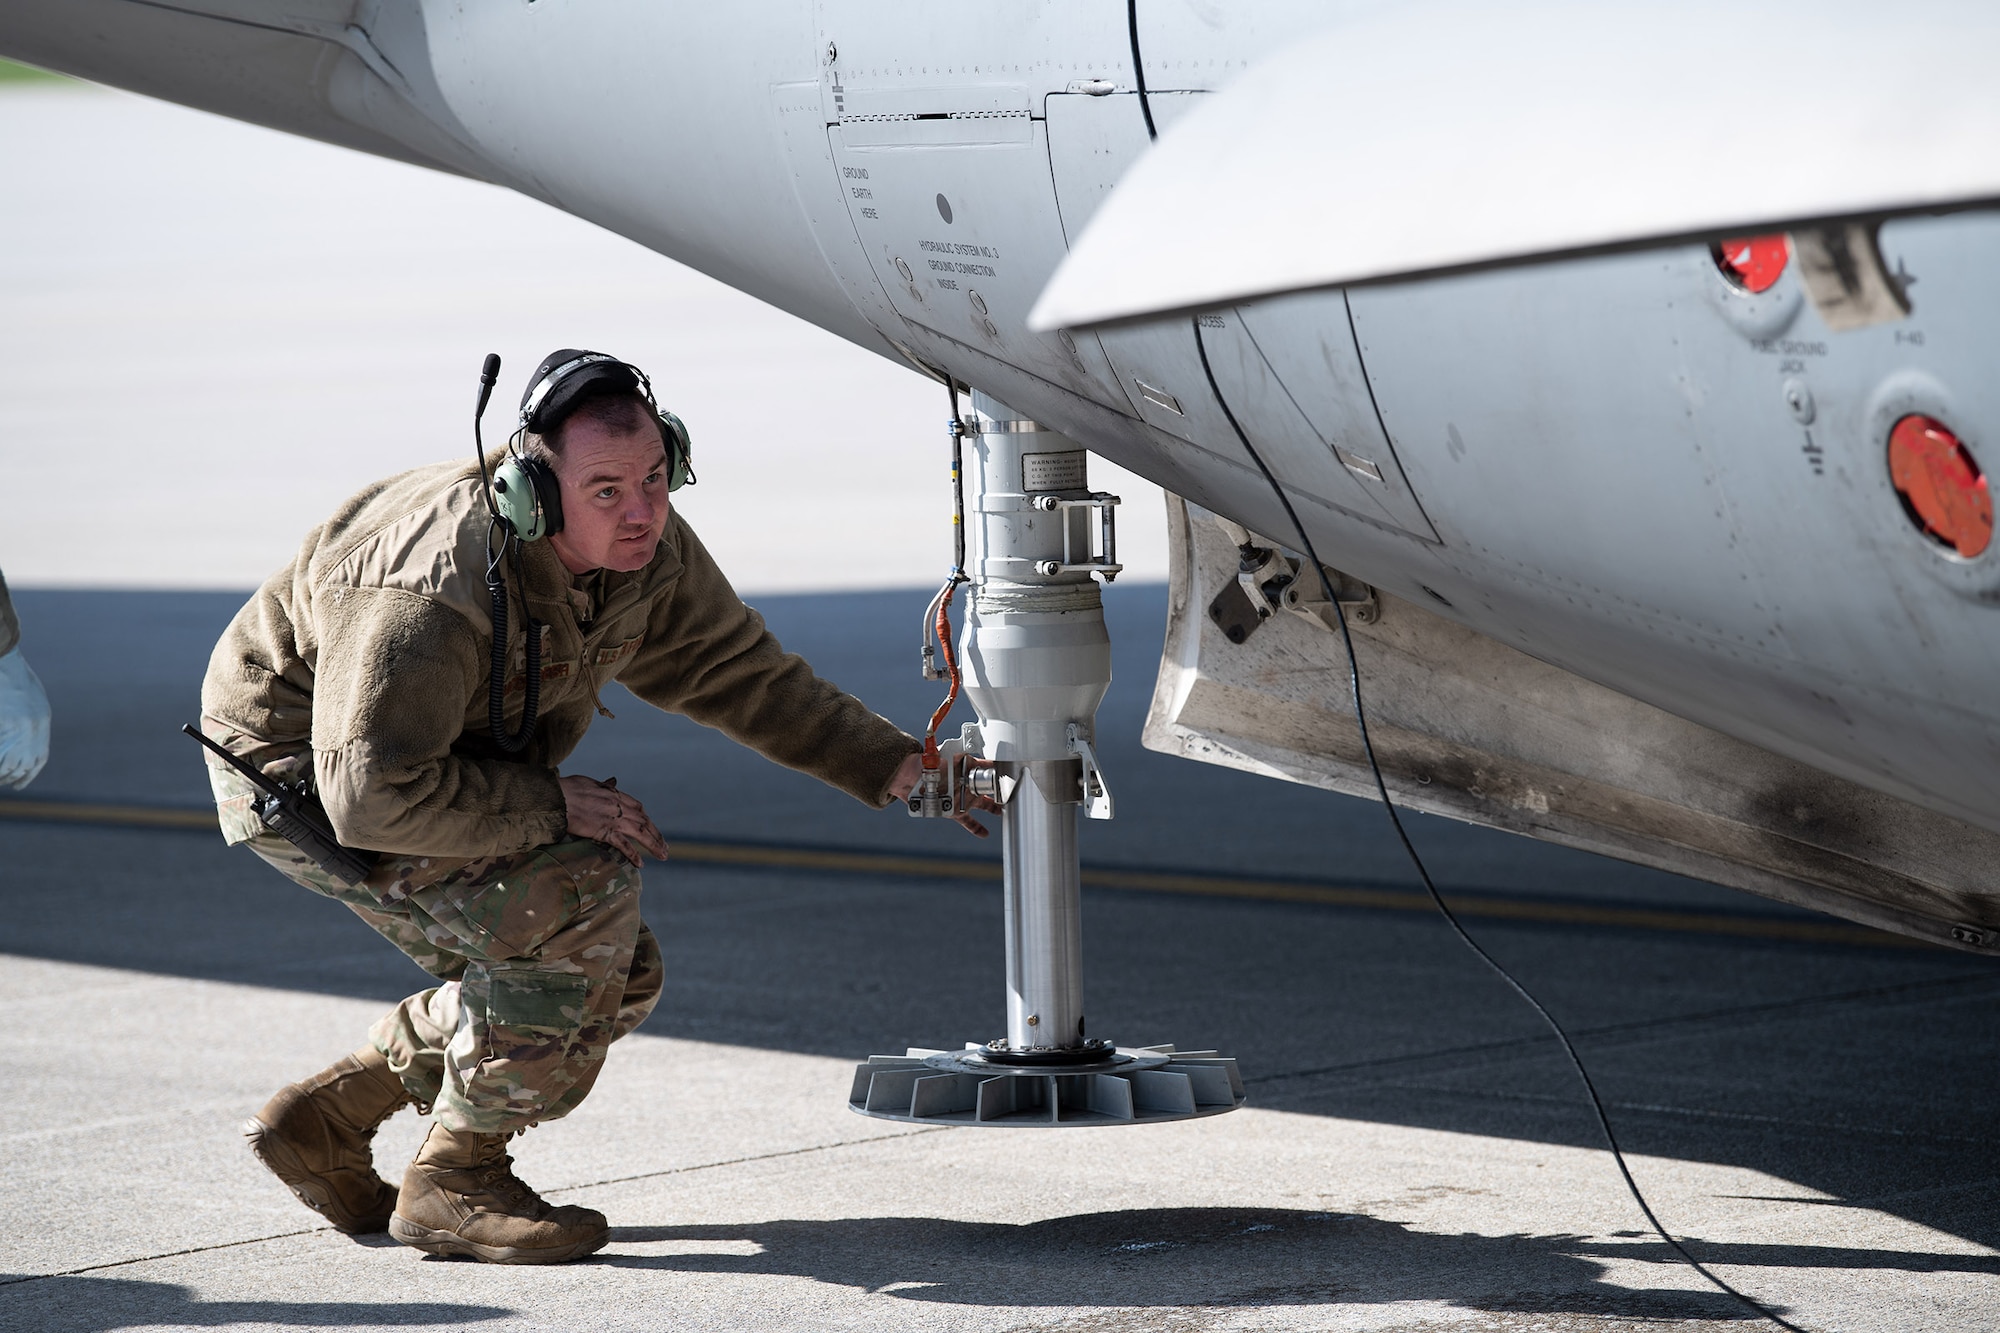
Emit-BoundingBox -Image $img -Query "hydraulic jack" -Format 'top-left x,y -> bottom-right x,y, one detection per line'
849,390 -> 1244,1127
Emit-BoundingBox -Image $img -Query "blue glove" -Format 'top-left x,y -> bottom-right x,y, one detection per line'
0,646 -> 50,790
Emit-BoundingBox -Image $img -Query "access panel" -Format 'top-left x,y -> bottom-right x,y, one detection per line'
825,86 -> 1129,408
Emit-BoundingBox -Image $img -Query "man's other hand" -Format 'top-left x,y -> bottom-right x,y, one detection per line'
887,751 -> 1001,838
560,774 -> 670,866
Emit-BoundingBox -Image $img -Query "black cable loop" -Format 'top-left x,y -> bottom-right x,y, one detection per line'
1188,315 -> 1806,1333
484,518 -> 540,754
473,358 -> 540,754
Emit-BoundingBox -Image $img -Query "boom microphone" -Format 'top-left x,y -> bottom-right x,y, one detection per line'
476,351 -> 502,417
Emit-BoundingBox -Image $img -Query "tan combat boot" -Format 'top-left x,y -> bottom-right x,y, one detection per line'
389,1122 -> 608,1264
243,1045 -> 412,1234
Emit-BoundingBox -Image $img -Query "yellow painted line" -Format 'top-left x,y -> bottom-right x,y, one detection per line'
0,797 -> 1915,948
0,799 -> 220,831
666,839 -> 995,883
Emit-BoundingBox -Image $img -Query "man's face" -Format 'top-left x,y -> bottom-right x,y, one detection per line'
545,413 -> 671,575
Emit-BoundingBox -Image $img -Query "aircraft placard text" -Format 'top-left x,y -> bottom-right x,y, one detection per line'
921,239 -> 999,279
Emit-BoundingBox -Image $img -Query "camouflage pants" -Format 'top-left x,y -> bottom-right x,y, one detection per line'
208,759 -> 663,1135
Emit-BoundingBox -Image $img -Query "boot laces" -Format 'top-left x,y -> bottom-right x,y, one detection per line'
473,1150 -> 547,1213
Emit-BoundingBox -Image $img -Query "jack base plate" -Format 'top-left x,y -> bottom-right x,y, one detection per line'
848,1044 -> 1245,1127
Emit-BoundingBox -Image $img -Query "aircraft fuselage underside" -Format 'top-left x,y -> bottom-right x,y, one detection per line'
4,0 -> 1994,944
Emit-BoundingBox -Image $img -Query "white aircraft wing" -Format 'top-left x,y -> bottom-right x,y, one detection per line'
1032,0 -> 2000,330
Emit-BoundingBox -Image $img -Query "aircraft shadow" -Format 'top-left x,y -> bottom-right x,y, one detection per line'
590,1207 -> 1803,1320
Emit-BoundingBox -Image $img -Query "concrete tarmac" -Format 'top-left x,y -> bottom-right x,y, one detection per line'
3,586 -> 1997,1332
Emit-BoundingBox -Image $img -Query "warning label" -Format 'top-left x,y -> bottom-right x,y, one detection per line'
1022,452 -> 1086,492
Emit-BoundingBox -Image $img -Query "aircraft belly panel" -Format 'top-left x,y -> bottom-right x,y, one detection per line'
1150,497 -> 2000,951
1432,565 -> 2000,834
811,0 -> 1133,97
1230,292 -> 1442,543
773,83 -> 908,343
1348,228 -> 2000,826
827,119 -> 1130,408
1098,314 -> 1437,542
1044,92 -> 1438,543
1134,1 -> 1352,92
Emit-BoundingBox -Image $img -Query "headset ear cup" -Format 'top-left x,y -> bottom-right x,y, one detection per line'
525,456 -> 564,537
491,457 -> 541,541
659,410 -> 694,491
491,456 -> 562,541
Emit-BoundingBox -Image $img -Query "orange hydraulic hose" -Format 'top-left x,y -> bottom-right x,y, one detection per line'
923,577 -> 962,763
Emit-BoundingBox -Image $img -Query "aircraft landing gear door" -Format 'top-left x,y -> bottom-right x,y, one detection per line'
822,83 -> 1128,405
1044,93 -> 1440,544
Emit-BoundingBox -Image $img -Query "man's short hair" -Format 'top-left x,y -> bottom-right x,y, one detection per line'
526,391 -> 653,463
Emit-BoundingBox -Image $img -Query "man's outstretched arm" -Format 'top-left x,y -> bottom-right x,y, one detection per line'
619,517 -> 920,808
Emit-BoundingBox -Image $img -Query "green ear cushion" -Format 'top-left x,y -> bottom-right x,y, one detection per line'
492,456 -> 555,541
660,411 -> 695,491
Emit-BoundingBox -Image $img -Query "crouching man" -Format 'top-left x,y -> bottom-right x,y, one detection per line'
199,350 -> 984,1263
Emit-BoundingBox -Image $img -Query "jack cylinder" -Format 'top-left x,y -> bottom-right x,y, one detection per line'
963,391 -> 1110,1055
1002,759 -> 1086,1048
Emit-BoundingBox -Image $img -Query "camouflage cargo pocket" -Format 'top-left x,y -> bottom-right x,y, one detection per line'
433,856 -> 580,961
430,839 -> 632,961
476,965 -> 592,1037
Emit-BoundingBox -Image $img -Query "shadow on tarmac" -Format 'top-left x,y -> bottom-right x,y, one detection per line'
0,1276 -> 510,1329
593,1209 -> 1781,1321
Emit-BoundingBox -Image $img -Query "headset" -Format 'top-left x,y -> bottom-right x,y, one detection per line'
470,349 -> 696,751
490,349 -> 696,542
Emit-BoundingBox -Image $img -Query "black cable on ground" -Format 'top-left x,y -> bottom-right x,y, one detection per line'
1187,319 -> 1805,1333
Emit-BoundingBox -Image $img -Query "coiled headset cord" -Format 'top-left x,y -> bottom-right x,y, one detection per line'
472,352 -> 541,754
484,532 -> 541,755
1123,7 -> 1800,1325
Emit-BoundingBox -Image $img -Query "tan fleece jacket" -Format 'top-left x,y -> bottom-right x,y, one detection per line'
201,457 -> 917,857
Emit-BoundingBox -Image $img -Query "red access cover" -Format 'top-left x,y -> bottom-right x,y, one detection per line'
1889,415 -> 1993,559
1714,235 -> 1789,293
